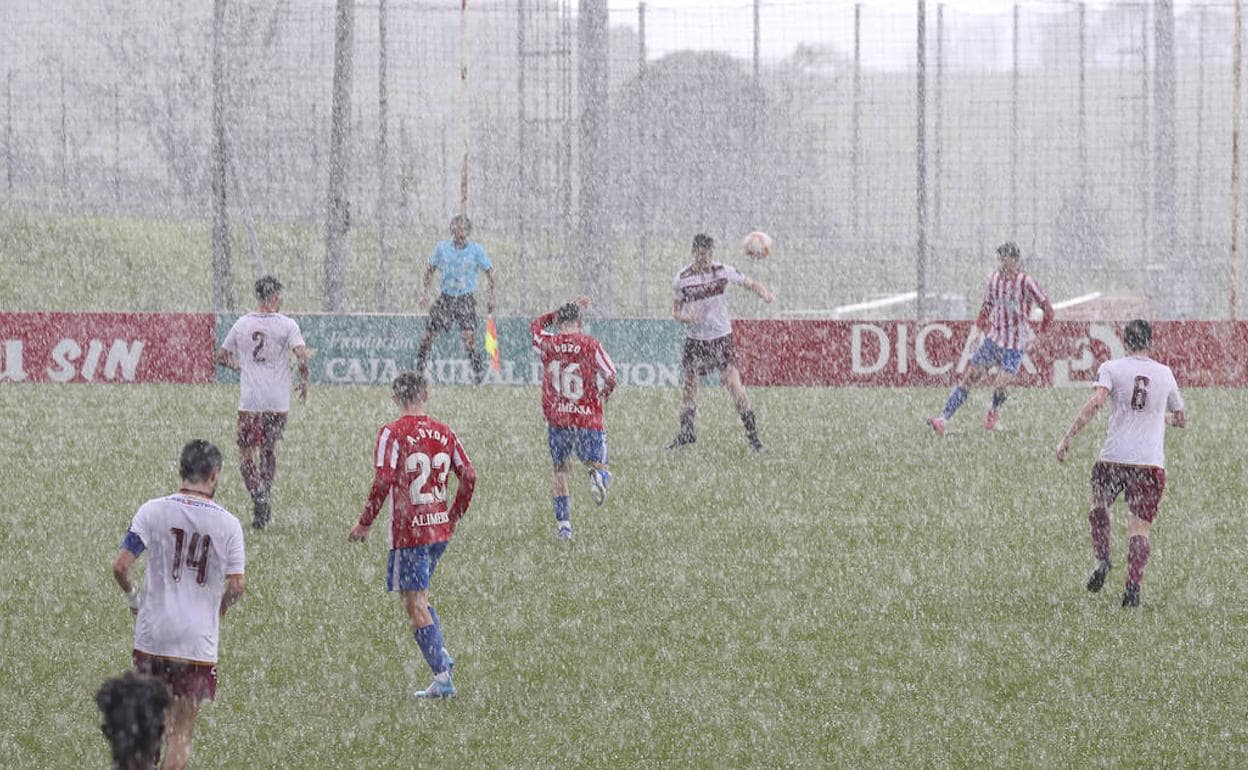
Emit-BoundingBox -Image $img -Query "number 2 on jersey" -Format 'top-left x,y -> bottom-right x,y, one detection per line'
251,330 -> 267,363
406,451 -> 451,504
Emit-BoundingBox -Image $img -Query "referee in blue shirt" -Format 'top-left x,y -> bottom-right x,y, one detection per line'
416,214 -> 497,384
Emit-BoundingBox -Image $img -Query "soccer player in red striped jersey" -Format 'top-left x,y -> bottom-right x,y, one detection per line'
531,297 -> 617,540
927,241 -> 1054,435
347,371 -> 477,698
1057,320 -> 1186,608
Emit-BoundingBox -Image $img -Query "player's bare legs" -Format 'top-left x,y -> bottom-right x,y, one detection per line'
722,365 -> 763,452
668,370 -> 700,449
415,328 -> 439,374
459,328 -> 485,384
162,696 -> 201,770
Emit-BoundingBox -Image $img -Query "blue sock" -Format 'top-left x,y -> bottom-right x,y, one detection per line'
554,496 -> 570,524
428,604 -> 440,634
942,386 -> 968,419
414,624 -> 448,674
991,389 -> 1007,410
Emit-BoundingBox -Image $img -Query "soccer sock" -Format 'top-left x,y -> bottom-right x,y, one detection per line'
739,409 -> 759,441
1126,535 -> 1151,587
415,341 -> 432,374
1089,507 -> 1111,563
414,623 -> 449,675
990,388 -> 1008,411
942,386 -> 968,420
553,496 -> 570,524
260,447 -> 278,495
240,457 -> 263,498
678,406 -> 697,439
468,347 -> 484,384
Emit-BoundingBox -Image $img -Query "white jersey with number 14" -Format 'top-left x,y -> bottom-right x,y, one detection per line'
1095,356 -> 1183,469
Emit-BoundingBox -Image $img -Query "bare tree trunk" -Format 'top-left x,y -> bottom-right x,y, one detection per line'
324,0 -> 355,313
377,0 -> 390,311
211,0 -> 234,312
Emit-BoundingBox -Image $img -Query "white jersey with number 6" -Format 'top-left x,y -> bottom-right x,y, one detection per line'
129,494 -> 246,664
222,312 -> 306,412
1094,356 -> 1183,469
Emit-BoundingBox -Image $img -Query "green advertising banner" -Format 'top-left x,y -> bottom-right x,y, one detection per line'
214,314 -> 686,387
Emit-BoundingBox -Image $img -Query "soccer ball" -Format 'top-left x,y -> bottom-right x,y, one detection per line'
742,231 -> 772,259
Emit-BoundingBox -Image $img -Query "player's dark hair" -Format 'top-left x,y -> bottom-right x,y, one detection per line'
1123,319 -> 1152,351
96,672 -> 171,770
555,302 -> 580,325
997,241 -> 1020,259
392,370 -> 428,405
692,233 -> 714,251
255,275 -> 283,301
179,439 -> 223,483
450,214 -> 472,234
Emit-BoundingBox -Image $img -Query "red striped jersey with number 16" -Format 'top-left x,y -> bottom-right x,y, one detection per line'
359,414 -> 475,549
531,311 -> 617,430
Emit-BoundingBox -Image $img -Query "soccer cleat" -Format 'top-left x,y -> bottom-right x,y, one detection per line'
589,468 -> 611,506
1122,583 -> 1140,608
1086,559 -> 1111,593
557,523 -> 573,540
984,409 -> 998,431
666,434 -> 696,450
926,416 -> 946,436
748,437 -> 764,453
413,673 -> 456,699
251,495 -> 271,530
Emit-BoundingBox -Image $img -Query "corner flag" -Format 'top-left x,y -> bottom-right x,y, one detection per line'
484,315 -> 500,371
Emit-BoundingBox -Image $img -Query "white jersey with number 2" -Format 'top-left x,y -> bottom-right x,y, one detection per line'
1094,355 -> 1183,469
129,494 -> 246,664
222,312 -> 306,412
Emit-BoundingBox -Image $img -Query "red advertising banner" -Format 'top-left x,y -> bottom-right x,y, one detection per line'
734,320 -> 1248,388
0,313 -> 215,384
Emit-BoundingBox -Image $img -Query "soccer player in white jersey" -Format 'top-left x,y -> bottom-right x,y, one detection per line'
928,241 -> 1054,434
215,275 -> 310,529
668,233 -> 774,452
1056,320 -> 1186,608
111,440 -> 246,770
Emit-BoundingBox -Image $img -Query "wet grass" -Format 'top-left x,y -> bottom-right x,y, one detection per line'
1,384 -> 1247,767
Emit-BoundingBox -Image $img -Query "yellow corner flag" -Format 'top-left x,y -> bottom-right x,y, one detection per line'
484,315 -> 500,371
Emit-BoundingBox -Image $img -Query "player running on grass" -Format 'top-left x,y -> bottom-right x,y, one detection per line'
531,297 -> 618,540
348,371 -> 476,698
110,440 -> 246,770
215,275 -> 311,529
928,241 -> 1054,435
1056,320 -> 1186,608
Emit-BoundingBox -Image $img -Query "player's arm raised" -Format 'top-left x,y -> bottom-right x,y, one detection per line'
1056,386 -> 1109,462
743,276 -> 774,304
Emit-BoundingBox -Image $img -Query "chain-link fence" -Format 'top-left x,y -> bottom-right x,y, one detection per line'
1,0 -> 1244,317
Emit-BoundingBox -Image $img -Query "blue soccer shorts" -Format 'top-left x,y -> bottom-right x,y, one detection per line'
969,337 -> 1025,375
548,426 -> 608,468
386,541 -> 448,592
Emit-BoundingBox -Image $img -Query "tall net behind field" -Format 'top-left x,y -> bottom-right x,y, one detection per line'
0,0 -> 1242,317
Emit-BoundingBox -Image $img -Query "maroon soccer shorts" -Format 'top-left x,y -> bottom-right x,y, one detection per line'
681,334 -> 737,377
133,650 -> 218,702
1090,461 -> 1167,523
236,411 -> 287,449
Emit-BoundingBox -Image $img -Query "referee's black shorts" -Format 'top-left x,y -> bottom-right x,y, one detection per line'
427,293 -> 478,333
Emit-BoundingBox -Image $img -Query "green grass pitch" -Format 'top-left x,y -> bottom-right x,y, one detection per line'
2,383 -> 1247,767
